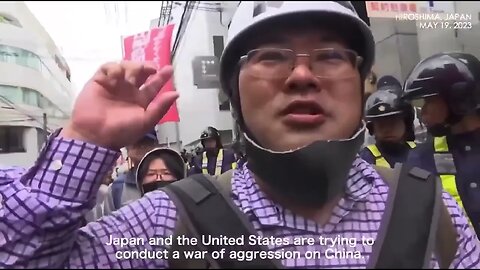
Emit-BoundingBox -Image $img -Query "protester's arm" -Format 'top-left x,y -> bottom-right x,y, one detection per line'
1,60 -> 179,268
442,192 -> 480,268
69,190 -> 178,268
102,184 -> 118,216
226,150 -> 238,169
0,132 -> 119,268
358,148 -> 375,165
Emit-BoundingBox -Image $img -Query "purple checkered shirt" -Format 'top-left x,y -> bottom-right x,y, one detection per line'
1,132 -> 480,268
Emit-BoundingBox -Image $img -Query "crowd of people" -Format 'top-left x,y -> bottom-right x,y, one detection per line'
91,126 -> 240,218
1,1 -> 480,269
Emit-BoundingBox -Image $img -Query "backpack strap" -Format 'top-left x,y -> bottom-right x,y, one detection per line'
215,169 -> 234,192
163,172 -> 283,269
164,165 -> 458,269
371,164 -> 458,269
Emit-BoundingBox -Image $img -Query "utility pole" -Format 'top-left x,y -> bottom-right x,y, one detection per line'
175,121 -> 181,150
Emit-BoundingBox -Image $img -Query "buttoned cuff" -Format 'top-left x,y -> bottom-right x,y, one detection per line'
24,129 -> 120,202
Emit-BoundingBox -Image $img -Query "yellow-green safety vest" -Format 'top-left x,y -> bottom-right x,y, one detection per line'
367,141 -> 416,168
433,136 -> 465,212
202,149 -> 237,176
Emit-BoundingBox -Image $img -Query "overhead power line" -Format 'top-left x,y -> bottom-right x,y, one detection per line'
172,1 -> 194,59
0,95 -> 53,132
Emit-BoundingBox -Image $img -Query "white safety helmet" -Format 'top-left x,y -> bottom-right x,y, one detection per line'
219,1 -> 375,99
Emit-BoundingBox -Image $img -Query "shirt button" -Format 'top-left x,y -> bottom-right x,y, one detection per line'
50,160 -> 63,171
470,182 -> 478,189
465,145 -> 472,151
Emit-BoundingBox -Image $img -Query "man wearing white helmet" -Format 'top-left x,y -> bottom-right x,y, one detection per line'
2,1 -> 479,269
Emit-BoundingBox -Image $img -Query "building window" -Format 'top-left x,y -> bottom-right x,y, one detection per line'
0,84 -> 64,114
24,51 -> 42,70
54,54 -> 71,81
0,126 -> 26,153
23,88 -> 40,107
38,95 -> 50,109
38,96 -> 67,118
0,85 -> 22,104
0,14 -> 21,27
0,46 -> 19,64
0,45 -> 42,70
0,45 -> 71,97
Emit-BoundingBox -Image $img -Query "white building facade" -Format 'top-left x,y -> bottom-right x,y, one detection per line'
150,1 -> 240,151
369,1 -> 480,82
0,2 -> 74,167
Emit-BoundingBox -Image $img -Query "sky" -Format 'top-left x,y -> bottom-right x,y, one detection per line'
25,1 -> 170,96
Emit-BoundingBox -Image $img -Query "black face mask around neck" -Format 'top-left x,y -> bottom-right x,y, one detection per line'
244,124 -> 366,208
142,181 -> 176,194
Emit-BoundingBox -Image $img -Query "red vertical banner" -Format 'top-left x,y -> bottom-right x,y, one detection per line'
122,24 -> 179,124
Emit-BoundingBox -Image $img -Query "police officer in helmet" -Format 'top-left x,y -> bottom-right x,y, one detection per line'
200,126 -> 222,152
363,75 -> 404,147
403,52 -> 480,236
359,87 -> 416,168
189,126 -> 237,176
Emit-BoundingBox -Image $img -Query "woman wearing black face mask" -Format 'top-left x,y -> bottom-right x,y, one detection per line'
136,148 -> 187,195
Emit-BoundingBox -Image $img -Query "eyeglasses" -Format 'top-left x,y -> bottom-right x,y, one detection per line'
145,170 -> 173,181
239,48 -> 362,80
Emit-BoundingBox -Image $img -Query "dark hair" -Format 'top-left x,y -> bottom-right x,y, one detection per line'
137,151 -> 185,183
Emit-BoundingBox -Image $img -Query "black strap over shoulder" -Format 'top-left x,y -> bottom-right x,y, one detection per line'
163,166 -> 456,269
368,163 -> 443,269
162,174 -> 283,269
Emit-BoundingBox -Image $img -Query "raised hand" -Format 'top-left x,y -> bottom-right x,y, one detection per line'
61,61 -> 179,150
